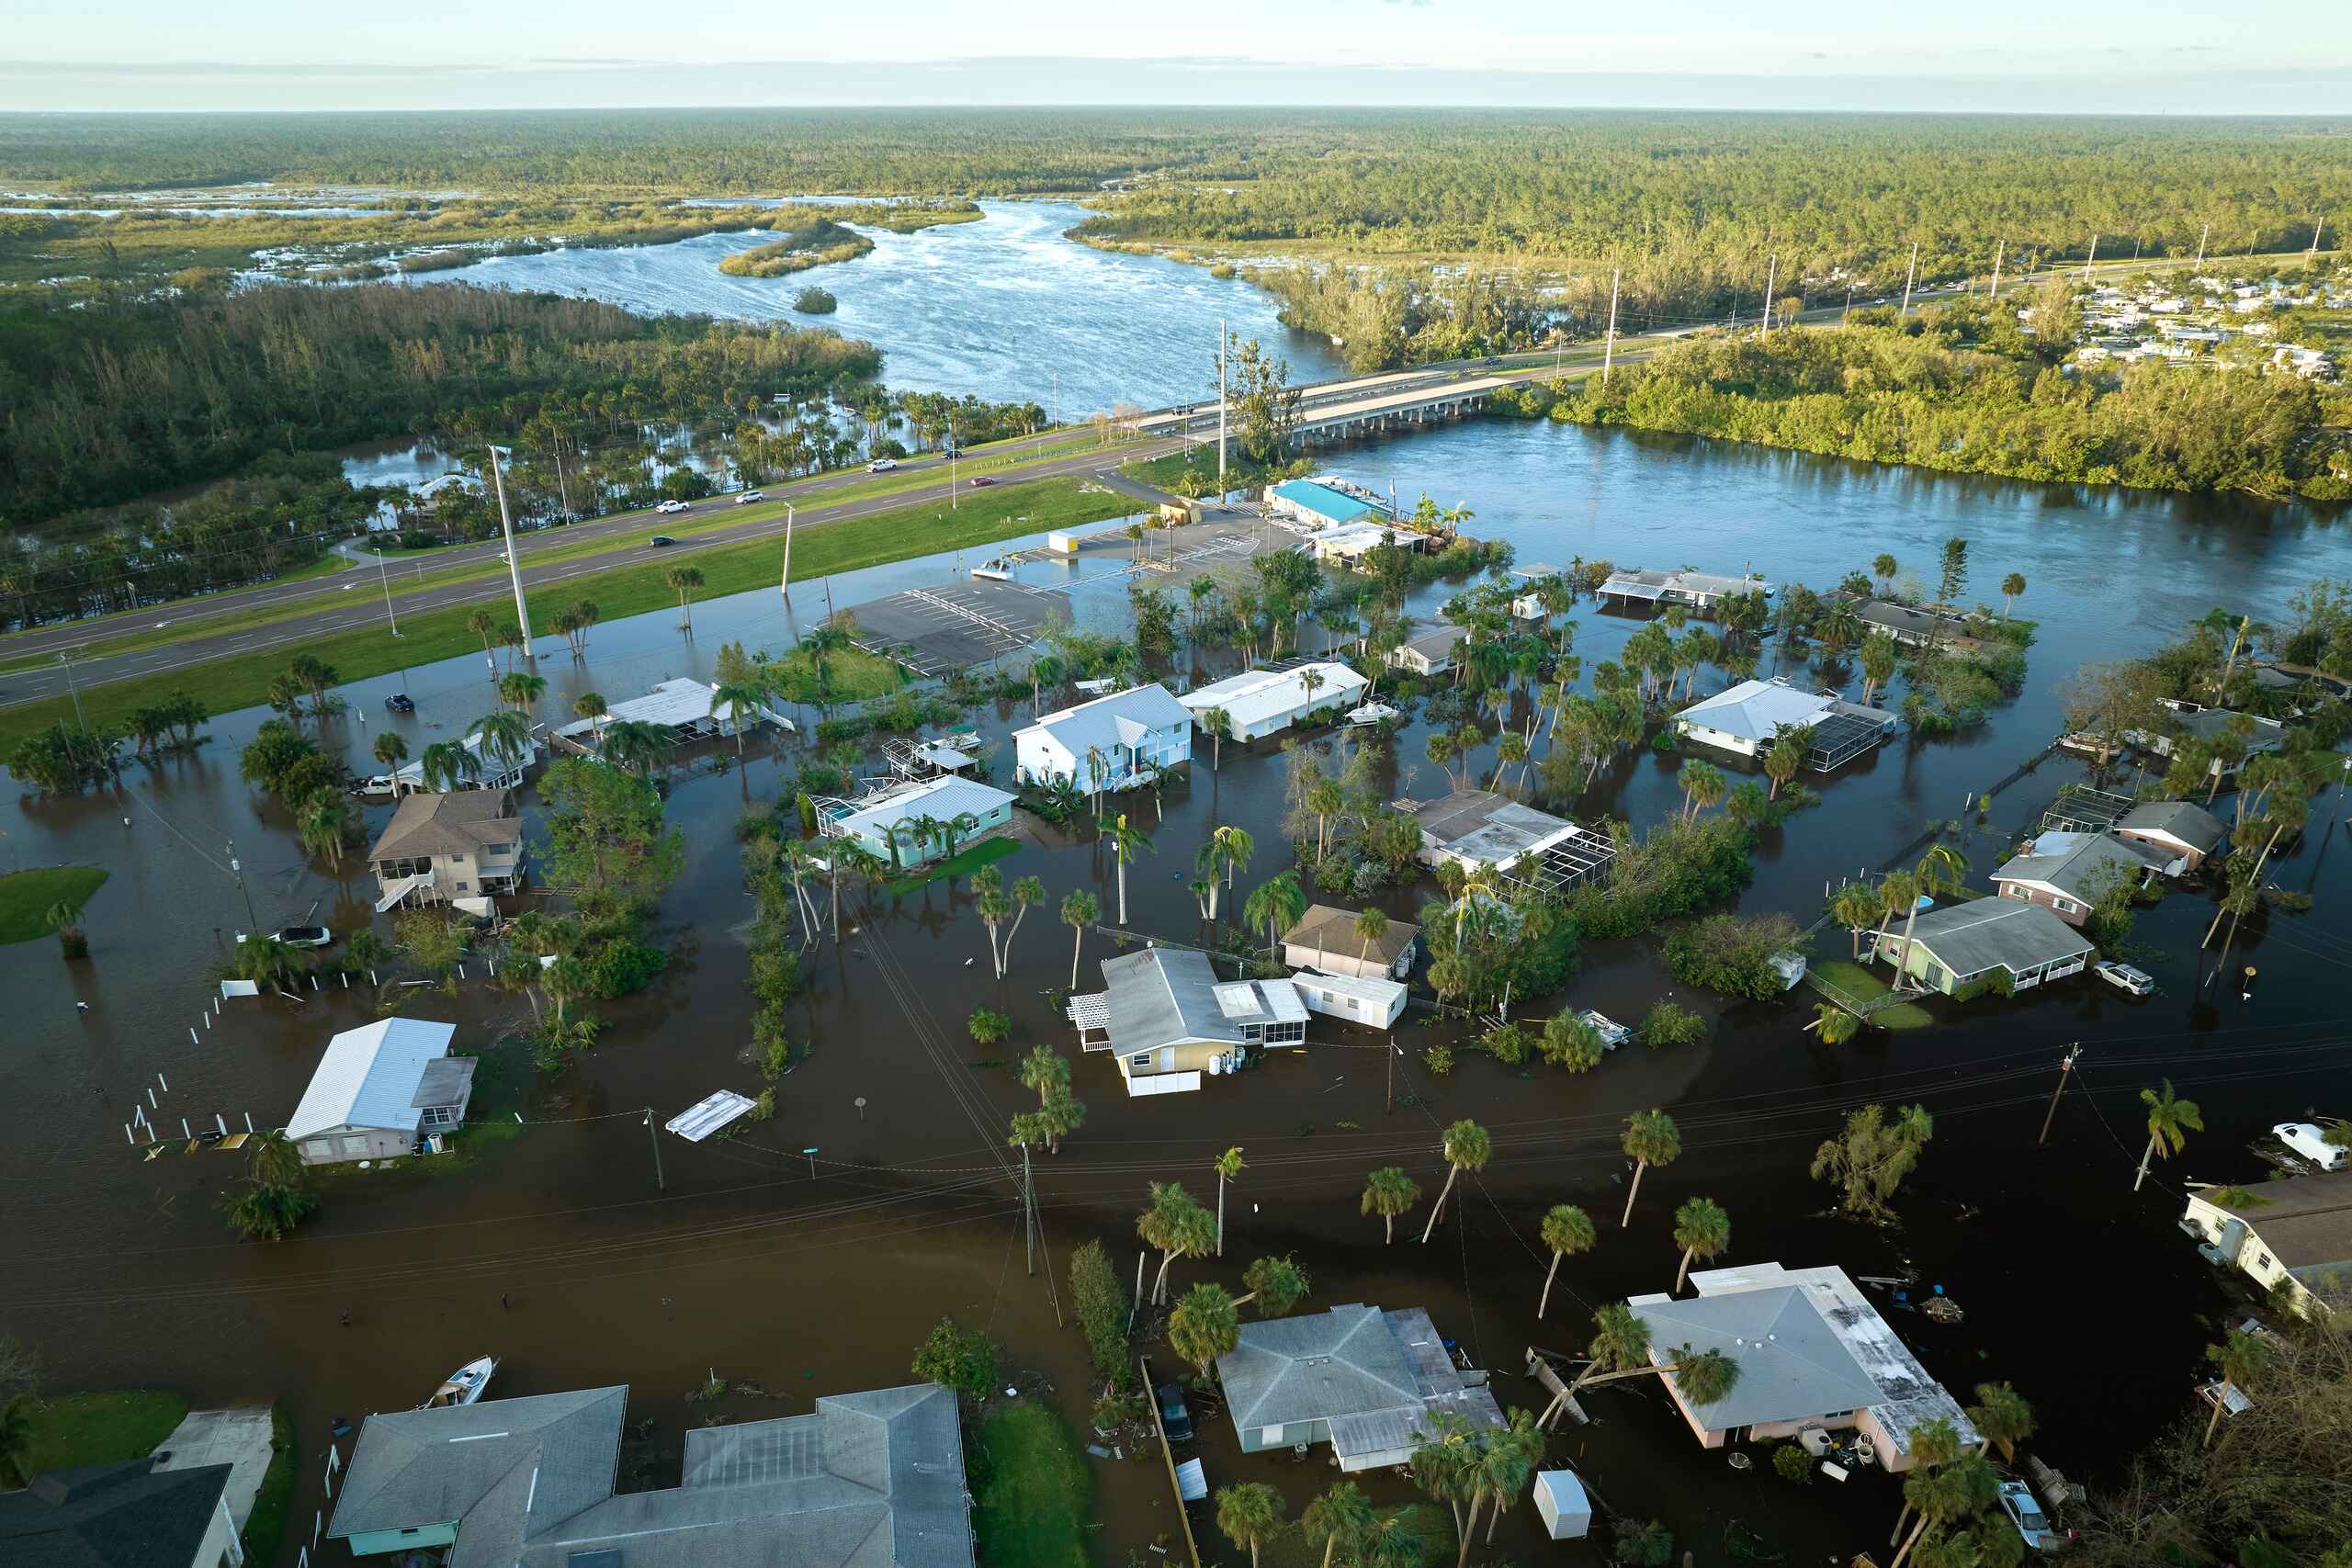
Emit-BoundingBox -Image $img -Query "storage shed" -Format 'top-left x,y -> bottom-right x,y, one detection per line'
1532,1470 -> 1592,1540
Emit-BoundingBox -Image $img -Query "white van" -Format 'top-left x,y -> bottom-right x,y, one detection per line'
2276,1122 -> 2347,1170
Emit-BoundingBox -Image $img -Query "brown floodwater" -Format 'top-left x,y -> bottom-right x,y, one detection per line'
6,420 -> 2351,1564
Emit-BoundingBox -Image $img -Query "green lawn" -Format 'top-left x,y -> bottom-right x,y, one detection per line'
762,645 -> 905,705
17,1389 -> 190,1473
242,1405 -> 297,1566
0,864 -> 109,943
0,478 -> 1134,754
1810,959 -> 1937,1030
884,835 -> 1020,897
971,1402 -> 1091,1568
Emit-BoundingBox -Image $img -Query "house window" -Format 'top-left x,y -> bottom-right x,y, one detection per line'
1260,1425 -> 1288,1447
339,1135 -> 369,1154
2053,897 -> 2079,914
421,1107 -> 456,1129
457,881 -> 470,892
1128,1052 -> 1153,1069
302,1141 -> 330,1158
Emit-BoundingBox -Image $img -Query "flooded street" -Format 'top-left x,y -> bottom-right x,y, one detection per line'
8,412 -> 2352,1565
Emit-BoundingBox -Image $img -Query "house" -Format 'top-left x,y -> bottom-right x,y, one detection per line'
2131,704 -> 2287,774
551,676 -> 791,755
1630,1262 -> 1978,1472
0,1456 -> 243,1568
1268,478 -> 1383,530
327,1382 -> 972,1567
1990,829 -> 2158,925
2040,785 -> 2136,835
1281,904 -> 1419,979
368,789 -> 526,912
1013,683 -> 1192,795
1215,1303 -> 1502,1471
1674,678 -> 1897,771
1399,789 -> 1617,889
1067,947 -> 1304,1096
1870,899 -> 2095,998
1288,969 -> 1408,1030
1180,662 -> 1368,742
1308,522 -> 1419,569
816,773 -> 1015,868
1385,622 -> 1466,677
1596,567 -> 1770,612
2181,1171 -> 2352,1315
287,1018 -> 475,1166
387,730 -> 541,795
1848,597 -> 1985,654
2112,800 -> 2230,875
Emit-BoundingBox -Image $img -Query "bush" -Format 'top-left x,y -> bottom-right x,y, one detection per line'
1482,1021 -> 1532,1065
911,1315 -> 1000,1400
1773,1442 -> 1814,1483
1422,1043 -> 1455,1076
1663,912 -> 1804,1000
1069,1240 -> 1134,1390
793,286 -> 838,314
968,1007 -> 1012,1047
1641,1000 -> 1708,1048
1567,816 -> 1755,940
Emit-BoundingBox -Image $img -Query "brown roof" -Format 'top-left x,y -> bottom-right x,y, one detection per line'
369,790 -> 522,863
2220,1170 -> 2352,1278
1283,904 -> 1419,965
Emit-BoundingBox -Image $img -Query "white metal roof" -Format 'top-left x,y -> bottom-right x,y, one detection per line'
830,774 -> 1015,839
1016,683 -> 1190,760
1677,678 -> 1838,743
1180,663 -> 1367,729
665,1090 -> 757,1143
553,677 -> 752,738
1292,969 -> 1408,1009
288,1018 -> 458,1139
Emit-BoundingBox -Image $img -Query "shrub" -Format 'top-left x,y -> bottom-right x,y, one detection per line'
1421,1043 -> 1455,1076
1663,912 -> 1804,1000
1482,1021 -> 1532,1065
1773,1443 -> 1814,1483
968,1007 -> 1012,1047
1641,1000 -> 1708,1049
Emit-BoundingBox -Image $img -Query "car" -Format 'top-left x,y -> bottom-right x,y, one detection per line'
1996,1480 -> 2060,1550
276,925 -> 334,950
967,476 -> 995,488
2276,1121 -> 2348,1170
866,457 -> 899,472
384,693 -> 415,715
2095,959 -> 2154,997
736,490 -> 763,504
1155,1382 -> 1193,1444
649,535 -> 678,547
656,499 -> 689,514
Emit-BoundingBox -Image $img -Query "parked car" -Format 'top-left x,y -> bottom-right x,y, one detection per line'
277,925 -> 334,950
866,457 -> 899,472
1155,1382 -> 1193,1443
1997,1480 -> 2061,1551
649,535 -> 678,547
2095,959 -> 2154,998
736,490 -> 763,504
967,476 -> 996,488
384,693 -> 415,715
2276,1121 -> 2348,1170
656,499 -> 690,514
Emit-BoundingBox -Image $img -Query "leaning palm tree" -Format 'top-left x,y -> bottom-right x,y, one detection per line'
1620,1109 -> 1682,1228
1362,1166 -> 1420,1244
1966,1382 -> 2036,1461
1232,1254 -> 1309,1316
1060,888 -> 1099,987
1214,1482 -> 1284,1568
666,565 -> 707,632
1303,1482 -> 1376,1568
709,680 -> 765,754
1671,1196 -> 1732,1292
1892,844 -> 1969,983
1538,1202 -> 1596,1318
1809,1001 -> 1862,1046
2203,1327 -> 2269,1447
1212,1146 -> 1246,1257
1001,875 -> 1044,972
1888,1450 -> 2000,1568
1887,1416 -> 1966,1548
2133,1078 -> 2204,1191
1136,1182 -> 1216,1305
1419,1118 -> 1491,1244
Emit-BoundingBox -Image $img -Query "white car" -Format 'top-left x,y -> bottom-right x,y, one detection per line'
2277,1122 -> 2348,1170
866,457 -> 898,472
655,499 -> 689,514
736,490 -> 763,504
1997,1481 -> 2060,1551
2095,960 -> 2154,998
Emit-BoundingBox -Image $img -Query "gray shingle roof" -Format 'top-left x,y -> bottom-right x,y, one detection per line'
368,790 -> 522,863
2116,799 -> 2227,855
1899,900 -> 2095,978
1216,1303 -> 1500,1460
1404,789 -> 1577,863
1283,905 -> 1419,966
1993,831 -> 2154,902
0,1459 -> 232,1568
1633,1288 -> 1886,1430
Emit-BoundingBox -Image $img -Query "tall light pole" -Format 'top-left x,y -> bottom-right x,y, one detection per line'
486,446 -> 532,651
1601,269 -> 1622,388
778,503 -> 796,602
57,649 -> 86,731
1988,239 -> 2005,302
377,550 -> 401,637
1760,254 -> 1776,336
1216,318 -> 1228,502
1900,241 -> 1918,316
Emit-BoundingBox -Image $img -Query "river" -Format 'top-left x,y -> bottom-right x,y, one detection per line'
8,241 -> 2352,1564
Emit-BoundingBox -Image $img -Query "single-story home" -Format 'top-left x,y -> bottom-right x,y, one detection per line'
2113,799 -> 2230,874
1991,829 -> 2159,925
1288,969 -> 1409,1030
0,1455 -> 243,1568
816,773 -> 1016,868
1674,678 -> 1897,771
1870,900 -> 2095,998
287,1018 -> 474,1166
384,729 -> 541,795
328,1382 -> 971,1566
1013,683 -> 1193,795
368,789 -> 526,913
1845,595 -> 1985,653
1400,789 -> 1617,889
1631,1262 -> 1978,1472
1216,1303 -> 1502,1471
1068,947 -> 1304,1096
1268,478 -> 1383,530
1597,567 -> 1770,611
2181,1171 -> 2352,1315
551,676 -> 791,755
2130,704 -> 2287,775
1385,622 -> 1466,677
1281,904 -> 1419,979
1308,522 -> 1418,568
1181,662 -> 1368,742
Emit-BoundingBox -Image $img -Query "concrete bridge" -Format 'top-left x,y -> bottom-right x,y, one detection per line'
1133,367 -> 1518,447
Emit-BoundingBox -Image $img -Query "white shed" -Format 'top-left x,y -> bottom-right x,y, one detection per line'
288,1018 -> 473,1166
1290,970 -> 1408,1029
1532,1469 -> 1592,1540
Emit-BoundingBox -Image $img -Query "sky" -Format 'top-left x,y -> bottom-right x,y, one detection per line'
2,0 -> 2347,115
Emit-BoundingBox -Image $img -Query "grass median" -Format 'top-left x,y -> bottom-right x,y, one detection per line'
0,478 -> 1135,754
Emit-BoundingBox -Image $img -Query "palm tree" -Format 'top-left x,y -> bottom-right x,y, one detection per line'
1764,728 -> 1806,800
1887,1417 -> 1965,1549
465,606 -> 501,671
1353,906 -> 1390,972
1097,813 -> 1153,925
1671,1196 -> 1732,1292
1677,758 -> 1726,823
666,565 -> 707,631
1171,1283 -> 1241,1379
1538,1202 -> 1596,1318
1966,1382 -> 2036,1461
2203,1327 -> 2269,1446
600,719 -> 674,779
1233,1254 -> 1310,1316
2000,572 -> 2027,618
572,691 -> 608,738
1017,1045 -> 1069,1107
1212,1146 -> 1246,1256
1810,1001 -> 1861,1046
1060,888 -> 1099,987
710,681 -> 765,753
1620,1110 -> 1682,1227
45,895 -> 88,957
1893,844 -> 1968,983
471,709 -> 533,774
1198,824 -> 1253,920
1474,1407 -> 1545,1549
1419,1118 -> 1491,1244
495,621 -> 528,672
1136,1181 -> 1216,1304
1872,553 -> 1898,596
498,671 -> 547,711
1001,875 -> 1044,973
419,740 -> 481,794
1830,882 -> 1881,960
298,790 -> 349,869
1360,1513 -> 1423,1568
1888,1450 -> 2000,1568
1201,705 -> 1234,769
372,731 -> 410,776
1304,1482 -> 1376,1568
1040,1088 -> 1085,1154
2133,1078 -> 2204,1191
1362,1166 -> 1420,1244
1215,1482 -> 1284,1568
1243,869 -> 1306,964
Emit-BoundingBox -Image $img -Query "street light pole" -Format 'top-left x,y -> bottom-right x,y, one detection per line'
377,550 -> 401,637
1216,319 -> 1228,502
226,840 -> 260,933
779,503 -> 795,602
486,445 -> 533,651
57,650 -> 87,731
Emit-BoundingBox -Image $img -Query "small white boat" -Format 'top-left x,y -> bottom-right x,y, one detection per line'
1576,1010 -> 1631,1051
970,558 -> 1012,581
1346,702 -> 1399,728
419,1356 -> 498,1410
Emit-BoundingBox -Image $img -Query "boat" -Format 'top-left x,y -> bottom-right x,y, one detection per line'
970,558 -> 1012,581
1345,702 -> 1400,728
1576,1010 -> 1631,1051
418,1356 -> 498,1410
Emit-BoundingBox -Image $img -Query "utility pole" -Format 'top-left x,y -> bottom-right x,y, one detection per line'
644,1109 -> 664,1190
2313,217 -> 2327,256
778,503 -> 795,602
1023,1142 -> 1035,1278
1216,318 -> 1228,502
1900,241 -> 1919,315
1843,281 -> 1854,323
2195,222 -> 2211,266
1601,269 -> 1622,387
1051,369 -> 1059,432
2083,234 -> 2098,280
226,840 -> 259,933
57,650 -> 87,731
377,551 -> 401,637
2037,1043 -> 2081,1146
486,446 -> 533,650
1988,240 -> 2005,302
947,422 -> 957,511
1760,254 -> 1777,335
